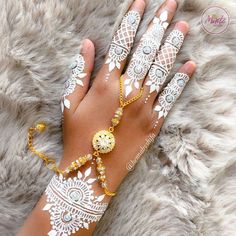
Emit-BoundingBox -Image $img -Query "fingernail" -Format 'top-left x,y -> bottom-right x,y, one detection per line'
184,61 -> 196,76
81,39 -> 90,54
175,21 -> 189,35
132,0 -> 146,14
165,0 -> 177,12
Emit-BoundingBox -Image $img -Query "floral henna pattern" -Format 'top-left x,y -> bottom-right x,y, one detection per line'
154,73 -> 189,127
125,11 -> 169,97
105,11 -> 141,72
61,54 -> 87,112
43,167 -> 108,236
144,11 -> 169,47
146,65 -> 167,93
165,29 -> 185,50
146,30 -> 184,96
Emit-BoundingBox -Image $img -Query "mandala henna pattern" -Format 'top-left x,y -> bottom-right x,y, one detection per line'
106,11 -> 141,72
125,11 -> 169,97
154,73 -> 189,126
146,30 -> 184,95
61,54 -> 87,112
43,167 -> 108,236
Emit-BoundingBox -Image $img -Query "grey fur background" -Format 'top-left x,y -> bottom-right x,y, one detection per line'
0,0 -> 235,235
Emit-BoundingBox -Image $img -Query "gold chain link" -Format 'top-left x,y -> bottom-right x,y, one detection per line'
28,124 -> 91,175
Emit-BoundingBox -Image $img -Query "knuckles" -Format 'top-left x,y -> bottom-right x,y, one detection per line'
92,78 -> 119,97
91,77 -> 155,134
125,103 -> 155,134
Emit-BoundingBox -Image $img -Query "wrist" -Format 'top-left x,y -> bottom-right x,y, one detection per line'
60,150 -> 126,197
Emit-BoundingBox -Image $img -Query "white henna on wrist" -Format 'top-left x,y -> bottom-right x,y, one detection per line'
61,54 -> 87,112
43,167 -> 108,236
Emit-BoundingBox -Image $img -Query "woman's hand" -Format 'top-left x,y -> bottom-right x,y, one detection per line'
18,0 -> 196,235
61,0 -> 196,194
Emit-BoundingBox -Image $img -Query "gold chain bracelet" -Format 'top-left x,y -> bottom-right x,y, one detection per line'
28,123 -> 93,175
28,75 -> 143,197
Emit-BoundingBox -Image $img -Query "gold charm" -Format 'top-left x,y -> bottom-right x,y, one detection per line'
111,107 -> 123,127
35,122 -> 46,133
92,130 -> 115,154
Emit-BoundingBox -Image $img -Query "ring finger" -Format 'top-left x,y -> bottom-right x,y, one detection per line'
143,21 -> 189,104
152,60 -> 196,130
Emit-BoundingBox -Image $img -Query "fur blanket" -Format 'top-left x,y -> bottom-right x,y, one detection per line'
0,0 -> 235,235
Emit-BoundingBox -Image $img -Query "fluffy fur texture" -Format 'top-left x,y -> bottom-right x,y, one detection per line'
0,0 -> 235,235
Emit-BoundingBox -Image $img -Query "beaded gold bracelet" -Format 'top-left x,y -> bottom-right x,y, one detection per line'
28,75 -> 143,196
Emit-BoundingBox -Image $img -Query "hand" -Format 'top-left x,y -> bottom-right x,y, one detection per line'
60,0 -> 196,195
18,0 -> 196,235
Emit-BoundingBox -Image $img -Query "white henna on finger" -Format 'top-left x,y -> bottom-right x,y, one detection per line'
125,11 -> 169,97
106,11 -> 141,73
153,73 -> 189,128
61,54 -> 87,112
145,30 -> 184,102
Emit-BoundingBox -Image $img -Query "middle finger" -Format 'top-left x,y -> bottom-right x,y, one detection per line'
123,0 -> 178,98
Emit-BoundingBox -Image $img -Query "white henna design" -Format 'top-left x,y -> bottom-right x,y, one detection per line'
153,73 -> 189,128
146,30 -> 184,96
146,66 -> 167,94
125,11 -> 169,97
106,11 -> 141,72
165,29 -> 185,50
43,167 -> 108,236
143,11 -> 169,43
61,54 -> 87,112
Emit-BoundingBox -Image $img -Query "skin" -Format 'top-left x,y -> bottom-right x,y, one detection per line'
17,0 -> 196,235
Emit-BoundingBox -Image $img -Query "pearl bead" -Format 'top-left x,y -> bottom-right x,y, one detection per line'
172,37 -> 180,47
101,182 -> 107,188
87,154 -> 93,160
152,29 -> 159,37
166,95 -> 173,103
177,79 -> 185,87
115,47 -> 123,55
63,214 -> 72,222
127,15 -> 136,25
155,69 -> 163,78
70,191 -> 81,202
143,46 -> 152,55
69,61 -> 77,69
134,66 -> 142,74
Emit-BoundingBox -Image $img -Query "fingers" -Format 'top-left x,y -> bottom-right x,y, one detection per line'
152,60 -> 196,130
123,0 -> 178,97
105,0 -> 145,74
143,21 -> 189,104
61,39 -> 95,115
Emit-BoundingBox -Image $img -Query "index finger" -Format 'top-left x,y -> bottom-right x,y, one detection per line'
104,0 -> 146,74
